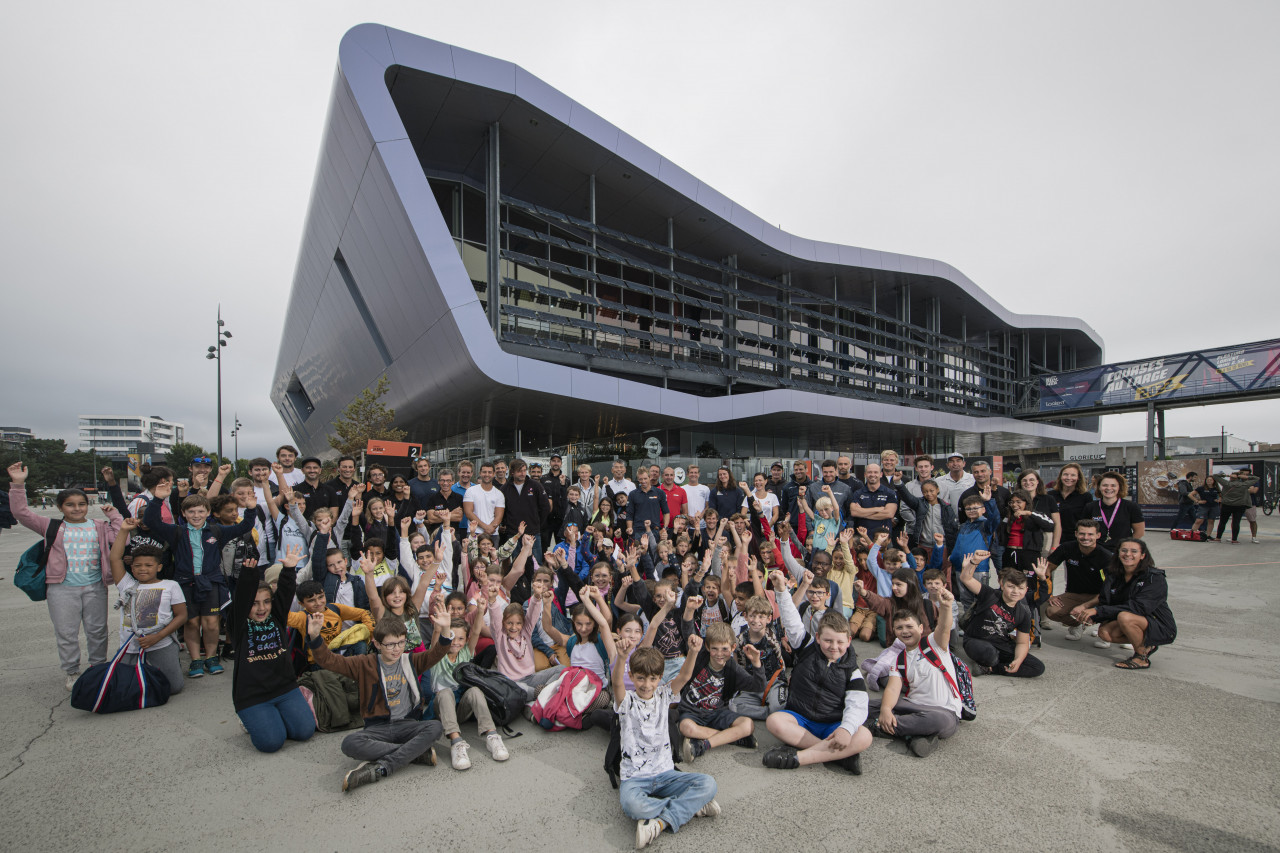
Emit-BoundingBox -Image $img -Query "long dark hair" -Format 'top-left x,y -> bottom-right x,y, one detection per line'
1108,537 -> 1155,579
891,566 -> 925,622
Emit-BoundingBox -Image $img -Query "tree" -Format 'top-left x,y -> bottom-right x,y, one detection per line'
328,374 -> 407,457
695,441 -> 721,459
1,438 -> 124,493
162,441 -> 208,479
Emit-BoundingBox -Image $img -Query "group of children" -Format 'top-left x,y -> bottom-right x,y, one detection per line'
8,452 -> 1175,851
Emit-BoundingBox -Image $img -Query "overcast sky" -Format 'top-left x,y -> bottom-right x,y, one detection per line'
3,1 -> 1276,459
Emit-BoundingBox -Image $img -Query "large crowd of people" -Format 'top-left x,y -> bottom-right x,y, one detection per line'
6,445 -> 1189,849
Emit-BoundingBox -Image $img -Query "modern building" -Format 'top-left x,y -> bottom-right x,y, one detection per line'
78,415 -> 185,459
272,25 -> 1104,473
1,426 -> 32,450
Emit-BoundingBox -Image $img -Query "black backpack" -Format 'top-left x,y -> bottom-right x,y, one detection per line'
455,662 -> 525,730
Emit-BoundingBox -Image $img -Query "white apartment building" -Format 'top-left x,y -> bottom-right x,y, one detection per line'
78,415 -> 185,457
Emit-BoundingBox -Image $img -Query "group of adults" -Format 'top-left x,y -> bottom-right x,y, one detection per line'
1171,469 -> 1264,543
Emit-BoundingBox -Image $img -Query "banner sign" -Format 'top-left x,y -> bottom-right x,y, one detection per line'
1039,339 -> 1280,412
366,440 -> 422,458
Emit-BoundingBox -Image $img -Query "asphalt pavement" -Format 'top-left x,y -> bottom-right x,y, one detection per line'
1,509 -> 1278,853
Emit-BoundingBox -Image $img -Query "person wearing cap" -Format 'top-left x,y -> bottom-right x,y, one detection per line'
292,457 -> 326,517
766,463 -> 787,502
190,455 -> 216,493
935,453 -> 973,509
539,455 -> 568,545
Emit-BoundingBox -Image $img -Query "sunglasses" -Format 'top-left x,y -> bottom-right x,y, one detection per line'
192,456 -> 214,464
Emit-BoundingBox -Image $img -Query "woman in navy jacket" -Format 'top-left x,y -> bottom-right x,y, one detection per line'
1073,537 -> 1175,670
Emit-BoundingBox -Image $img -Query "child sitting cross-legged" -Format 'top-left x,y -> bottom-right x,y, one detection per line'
866,587 -> 962,758
428,584 -> 510,770
674,617 -> 764,762
763,570 -> 873,774
306,604 -> 457,792
613,636 -> 720,850
727,583 -> 795,723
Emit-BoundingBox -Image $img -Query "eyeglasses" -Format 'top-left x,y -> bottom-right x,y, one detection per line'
379,640 -> 407,650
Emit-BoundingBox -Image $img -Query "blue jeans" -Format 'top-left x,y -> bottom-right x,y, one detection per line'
237,688 -> 316,753
619,769 -> 717,832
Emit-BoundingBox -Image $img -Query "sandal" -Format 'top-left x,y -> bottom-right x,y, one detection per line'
1114,653 -> 1151,670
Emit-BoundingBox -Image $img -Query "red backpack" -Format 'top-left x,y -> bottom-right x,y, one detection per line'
531,666 -> 604,731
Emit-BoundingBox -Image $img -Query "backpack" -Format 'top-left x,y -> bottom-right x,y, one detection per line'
895,636 -> 977,721
455,661 -> 526,729
531,666 -> 603,732
14,519 -> 63,602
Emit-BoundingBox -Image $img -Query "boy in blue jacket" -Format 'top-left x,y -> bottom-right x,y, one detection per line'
948,487 -> 999,616
145,479 -> 257,677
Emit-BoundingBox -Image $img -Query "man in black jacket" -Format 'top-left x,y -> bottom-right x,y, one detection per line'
502,459 -> 549,555
539,454 -> 568,548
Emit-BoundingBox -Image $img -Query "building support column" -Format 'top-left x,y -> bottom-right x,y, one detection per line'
486,122 -> 501,333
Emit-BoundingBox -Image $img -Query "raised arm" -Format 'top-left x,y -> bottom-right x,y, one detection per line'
932,587 -> 954,651
771,570 -> 806,648
539,589 -> 569,645
958,552 -> 987,595
361,554 -> 384,620
611,635 -> 632,706
109,516 -> 140,584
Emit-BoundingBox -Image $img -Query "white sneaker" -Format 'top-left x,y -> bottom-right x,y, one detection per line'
1065,625 -> 1084,641
1087,625 -> 1100,637
65,674 -> 78,691
450,738 -> 472,770
1119,643 -> 1134,650
695,798 -> 721,818
1254,537 -> 1261,544
486,731 -> 509,761
636,819 -> 664,849
1093,639 -> 1111,649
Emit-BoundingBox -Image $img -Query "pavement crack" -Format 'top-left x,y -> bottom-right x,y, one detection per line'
1,695 -> 66,782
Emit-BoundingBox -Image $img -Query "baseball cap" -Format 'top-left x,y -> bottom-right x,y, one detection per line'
299,457 -> 321,467
550,454 -> 562,461
771,462 -> 783,470
947,452 -> 965,461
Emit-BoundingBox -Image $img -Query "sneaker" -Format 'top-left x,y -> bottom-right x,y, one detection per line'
694,798 -> 721,818
342,761 -> 380,792
733,734 -> 758,749
187,659 -> 205,679
635,819 -> 664,849
907,735 -> 938,758
485,731 -> 510,761
521,705 -> 536,724
1119,643 -> 1134,650
680,736 -> 709,763
1093,639 -> 1112,649
205,658 -> 224,675
65,674 -> 78,691
1065,625 -> 1085,641
1087,625 -> 1100,637
1253,537 -> 1261,544
1040,622 -> 1053,632
411,746 -> 438,766
762,746 -> 800,769
832,752 -> 863,775
450,738 -> 472,770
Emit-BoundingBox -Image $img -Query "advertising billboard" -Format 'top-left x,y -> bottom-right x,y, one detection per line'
1136,459 -> 1209,528
1039,338 -> 1280,412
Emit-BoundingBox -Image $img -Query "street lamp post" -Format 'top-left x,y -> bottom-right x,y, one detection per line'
206,306 -> 233,460
230,415 -> 243,472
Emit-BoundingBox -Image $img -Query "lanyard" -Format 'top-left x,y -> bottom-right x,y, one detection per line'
1099,499 -> 1121,532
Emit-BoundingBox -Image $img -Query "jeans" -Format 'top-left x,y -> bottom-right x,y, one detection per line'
619,769 -> 717,833
237,688 -> 317,753
46,582 -> 109,675
1172,503 -> 1198,530
342,719 -> 443,775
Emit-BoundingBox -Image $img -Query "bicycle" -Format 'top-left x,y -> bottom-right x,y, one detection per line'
1264,494 -> 1278,516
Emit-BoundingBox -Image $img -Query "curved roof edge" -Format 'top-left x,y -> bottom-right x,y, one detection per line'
338,23 -> 1104,354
